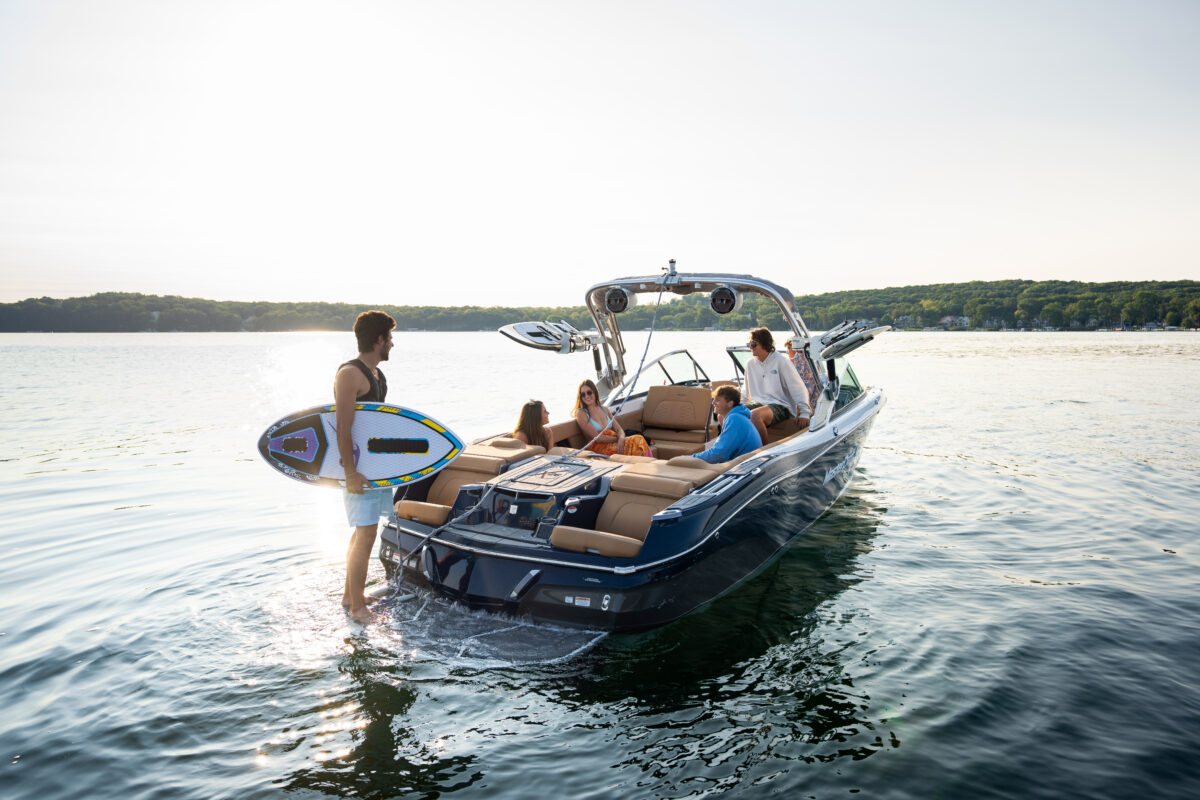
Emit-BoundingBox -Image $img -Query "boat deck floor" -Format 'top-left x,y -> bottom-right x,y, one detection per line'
431,520 -> 553,549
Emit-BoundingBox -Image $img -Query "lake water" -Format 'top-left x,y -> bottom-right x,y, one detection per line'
2,330 -> 1199,799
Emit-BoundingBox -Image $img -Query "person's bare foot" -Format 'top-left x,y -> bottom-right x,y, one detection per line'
347,605 -> 379,625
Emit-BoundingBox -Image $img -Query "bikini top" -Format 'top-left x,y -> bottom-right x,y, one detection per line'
582,406 -> 613,432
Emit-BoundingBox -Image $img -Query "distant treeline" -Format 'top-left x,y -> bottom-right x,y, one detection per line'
3,279 -> 1199,332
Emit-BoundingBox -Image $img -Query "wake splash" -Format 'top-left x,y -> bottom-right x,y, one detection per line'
373,588 -> 608,668
257,565 -> 605,674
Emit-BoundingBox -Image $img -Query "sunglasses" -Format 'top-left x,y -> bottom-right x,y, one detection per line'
580,389 -> 595,397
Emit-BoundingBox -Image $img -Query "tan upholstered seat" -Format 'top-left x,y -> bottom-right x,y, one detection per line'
394,452 -> 504,526
622,460 -> 721,487
640,385 -> 715,458
641,385 -> 713,440
608,470 -> 691,496
764,417 -> 810,444
550,471 -> 692,558
547,446 -> 605,458
549,527 -> 643,558
465,436 -> 546,463
651,441 -> 706,459
547,418 -> 585,449
543,450 -> 655,463
645,427 -> 709,443
667,451 -> 759,473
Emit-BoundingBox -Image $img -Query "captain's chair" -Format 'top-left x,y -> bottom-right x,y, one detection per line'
639,385 -> 714,459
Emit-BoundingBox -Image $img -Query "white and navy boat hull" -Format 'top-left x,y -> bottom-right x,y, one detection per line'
380,388 -> 882,632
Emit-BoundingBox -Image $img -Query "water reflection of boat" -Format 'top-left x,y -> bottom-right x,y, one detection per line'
379,263 -> 888,632
566,488 -> 887,701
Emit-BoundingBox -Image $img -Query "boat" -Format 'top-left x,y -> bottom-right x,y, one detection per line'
378,261 -> 888,632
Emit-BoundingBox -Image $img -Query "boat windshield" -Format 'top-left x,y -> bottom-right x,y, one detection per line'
725,345 -> 752,379
609,349 -> 709,399
832,360 -> 864,413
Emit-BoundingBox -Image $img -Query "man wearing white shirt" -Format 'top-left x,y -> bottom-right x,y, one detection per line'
743,327 -> 812,446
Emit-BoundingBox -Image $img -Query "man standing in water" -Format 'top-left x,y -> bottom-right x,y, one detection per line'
334,310 -> 396,624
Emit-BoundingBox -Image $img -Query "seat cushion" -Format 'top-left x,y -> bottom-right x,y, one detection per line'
547,446 -> 605,458
393,500 -> 451,527
643,426 -> 710,444
423,452 -> 505,506
668,451 -> 760,472
546,467 -> 689,549
487,436 -> 525,449
667,455 -> 713,469
550,525 -> 643,558
651,440 -> 707,460
608,470 -> 693,498
547,418 -> 586,449
765,417 -> 810,443
594,491 -> 675,539
642,385 -> 713,432
448,452 -> 507,473
466,437 -> 546,463
624,460 -> 720,487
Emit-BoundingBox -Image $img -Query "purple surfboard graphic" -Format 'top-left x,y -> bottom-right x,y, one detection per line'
269,428 -> 320,463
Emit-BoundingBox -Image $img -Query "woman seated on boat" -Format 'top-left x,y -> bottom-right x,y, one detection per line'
785,337 -> 821,408
574,379 -> 652,457
512,400 -> 553,450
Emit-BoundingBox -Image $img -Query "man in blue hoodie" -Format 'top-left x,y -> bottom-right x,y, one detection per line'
695,386 -> 761,464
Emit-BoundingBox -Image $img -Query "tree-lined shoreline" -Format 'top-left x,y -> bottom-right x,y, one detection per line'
2,279 -> 1198,332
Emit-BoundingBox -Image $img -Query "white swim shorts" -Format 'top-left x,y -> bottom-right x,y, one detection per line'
342,486 -> 393,527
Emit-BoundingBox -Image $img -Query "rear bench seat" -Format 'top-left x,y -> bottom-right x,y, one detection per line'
465,436 -> 546,463
393,452 -> 505,526
550,471 -> 693,558
621,459 -> 722,487
640,385 -> 715,459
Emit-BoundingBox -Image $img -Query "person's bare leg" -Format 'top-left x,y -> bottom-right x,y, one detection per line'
345,524 -> 379,623
749,406 -> 771,446
342,530 -> 357,609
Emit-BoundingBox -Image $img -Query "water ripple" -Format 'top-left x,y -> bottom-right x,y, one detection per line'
3,332 -> 1200,799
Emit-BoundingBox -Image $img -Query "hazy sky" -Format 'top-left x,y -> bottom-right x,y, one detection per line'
1,0 -> 1197,306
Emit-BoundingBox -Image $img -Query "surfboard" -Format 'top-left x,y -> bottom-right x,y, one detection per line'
258,403 -> 463,488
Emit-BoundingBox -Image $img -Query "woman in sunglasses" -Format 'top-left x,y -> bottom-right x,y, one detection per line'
512,399 -> 552,450
573,379 -> 652,457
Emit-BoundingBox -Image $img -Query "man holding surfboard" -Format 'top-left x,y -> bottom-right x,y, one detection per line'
334,310 -> 396,624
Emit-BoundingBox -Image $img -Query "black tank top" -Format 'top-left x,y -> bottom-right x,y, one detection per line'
338,359 -> 387,402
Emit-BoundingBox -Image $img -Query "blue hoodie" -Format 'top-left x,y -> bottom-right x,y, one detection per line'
695,403 -> 760,464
